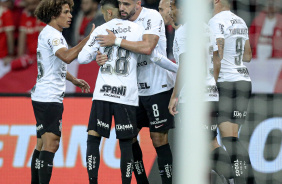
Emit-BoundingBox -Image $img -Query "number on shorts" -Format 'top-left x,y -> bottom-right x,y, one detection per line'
152,104 -> 160,117
235,38 -> 243,66
101,47 -> 129,76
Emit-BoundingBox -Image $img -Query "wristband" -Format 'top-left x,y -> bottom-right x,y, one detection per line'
114,38 -> 122,47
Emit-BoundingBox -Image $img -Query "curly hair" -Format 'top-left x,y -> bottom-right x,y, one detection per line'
34,0 -> 74,24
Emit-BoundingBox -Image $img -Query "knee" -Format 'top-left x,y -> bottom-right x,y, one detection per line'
150,132 -> 168,148
218,121 -> 239,138
44,139 -> 60,153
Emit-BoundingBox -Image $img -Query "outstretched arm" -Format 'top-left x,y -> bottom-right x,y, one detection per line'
96,29 -> 159,55
56,24 -> 95,64
66,72 -> 90,93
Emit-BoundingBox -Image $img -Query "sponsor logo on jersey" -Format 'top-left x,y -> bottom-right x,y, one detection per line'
97,119 -> 110,129
47,39 -> 53,50
206,85 -> 218,94
237,67 -> 249,77
115,124 -> 133,131
162,84 -> 167,88
159,20 -> 162,32
229,28 -> 248,35
52,38 -> 60,46
230,18 -> 244,26
138,83 -> 150,89
100,85 -> 127,97
145,19 -> 151,30
137,61 -> 147,67
111,26 -> 131,34
36,124 -> 43,131
60,38 -> 64,45
88,37 -> 96,47
219,23 -> 224,34
138,18 -> 145,21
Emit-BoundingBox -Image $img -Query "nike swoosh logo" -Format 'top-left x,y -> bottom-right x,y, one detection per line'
155,124 -> 164,129
48,164 -> 53,167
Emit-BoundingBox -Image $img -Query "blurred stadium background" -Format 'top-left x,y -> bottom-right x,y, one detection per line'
1,0 -> 282,183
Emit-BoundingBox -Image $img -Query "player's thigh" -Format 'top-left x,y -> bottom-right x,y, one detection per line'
87,100 -> 113,138
32,101 -> 64,138
217,81 -> 251,125
143,89 -> 175,132
113,103 -> 138,139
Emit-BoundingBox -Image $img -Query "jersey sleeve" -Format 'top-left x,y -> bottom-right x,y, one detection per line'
77,28 -> 101,64
142,10 -> 164,37
46,32 -> 67,55
208,18 -> 225,39
177,26 -> 187,56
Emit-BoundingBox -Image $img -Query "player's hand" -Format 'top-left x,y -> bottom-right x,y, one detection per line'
168,97 -> 178,116
72,79 -> 90,93
96,29 -> 116,47
96,51 -> 108,66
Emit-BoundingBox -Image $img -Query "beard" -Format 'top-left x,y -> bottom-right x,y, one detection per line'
120,8 -> 136,20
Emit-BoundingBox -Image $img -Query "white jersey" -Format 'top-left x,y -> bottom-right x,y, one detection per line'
172,24 -> 186,103
78,19 -> 143,106
134,7 -> 175,96
205,24 -> 219,101
209,11 -> 251,82
173,24 -> 186,65
31,25 -> 68,103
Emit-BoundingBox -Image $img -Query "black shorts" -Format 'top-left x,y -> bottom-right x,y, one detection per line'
87,100 -> 137,139
136,89 -> 175,132
32,101 -> 64,138
217,81 -> 252,125
177,102 -> 218,140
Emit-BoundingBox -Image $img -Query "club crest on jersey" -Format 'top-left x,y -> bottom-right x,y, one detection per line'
111,26 -> 131,34
52,38 -> 60,46
100,85 -> 127,97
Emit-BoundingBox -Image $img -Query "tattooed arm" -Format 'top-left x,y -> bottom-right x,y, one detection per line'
212,38 -> 224,82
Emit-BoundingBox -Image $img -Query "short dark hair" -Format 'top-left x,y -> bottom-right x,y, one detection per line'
100,0 -> 118,8
34,0 -> 74,24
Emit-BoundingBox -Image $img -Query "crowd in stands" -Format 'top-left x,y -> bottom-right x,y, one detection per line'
0,0 -> 282,78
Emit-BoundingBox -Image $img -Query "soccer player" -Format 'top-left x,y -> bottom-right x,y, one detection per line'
78,1 -> 142,183
209,0 -> 255,183
168,0 -> 234,183
96,0 -> 176,183
30,0 -> 92,183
